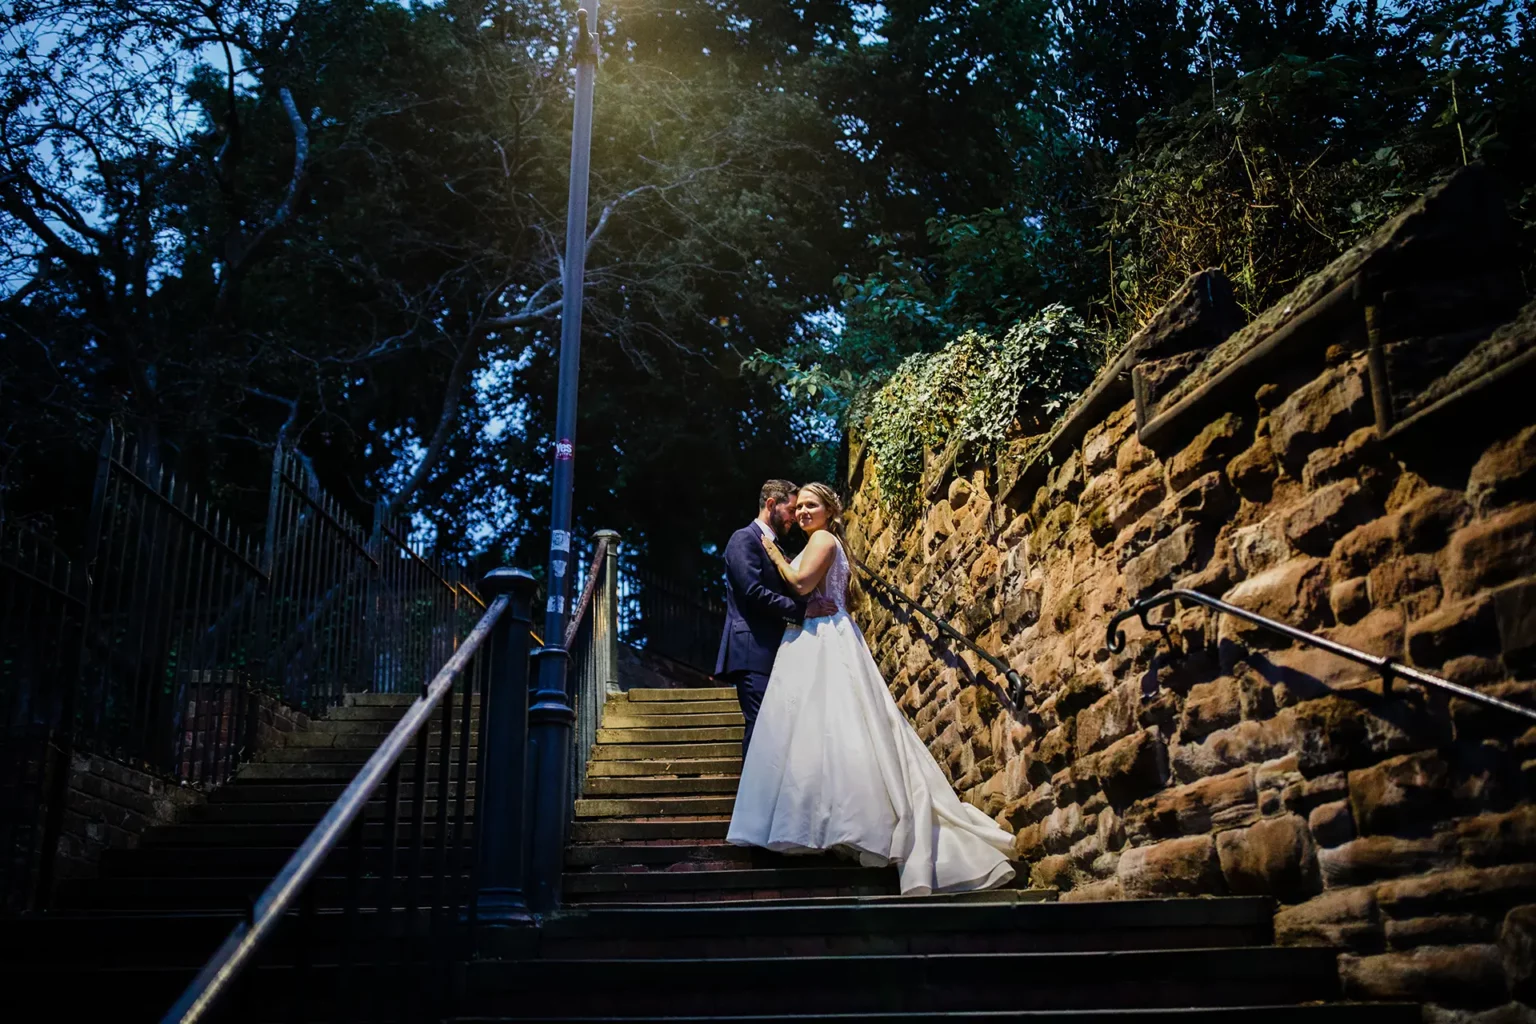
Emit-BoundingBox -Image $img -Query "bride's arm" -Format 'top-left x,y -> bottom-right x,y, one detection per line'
761,532 -> 838,596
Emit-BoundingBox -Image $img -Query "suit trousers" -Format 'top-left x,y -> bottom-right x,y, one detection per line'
724,668 -> 771,758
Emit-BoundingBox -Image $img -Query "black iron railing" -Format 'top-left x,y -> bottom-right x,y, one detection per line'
0,427 -> 479,914
615,559 -> 725,674
1108,588 -> 1536,725
160,569 -> 537,1024
852,554 -> 1026,705
565,531 -> 620,812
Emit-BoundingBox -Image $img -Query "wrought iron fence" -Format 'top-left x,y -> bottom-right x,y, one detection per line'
0,523 -> 86,914
565,532 -> 620,812
615,558 -> 724,673
0,427 -> 477,912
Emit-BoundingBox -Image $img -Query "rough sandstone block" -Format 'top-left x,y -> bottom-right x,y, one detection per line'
1221,557 -> 1330,645
1458,806 -> 1536,867
1216,813 -> 1320,899
1123,765 -> 1258,843
1180,677 -> 1244,741
1503,904 -> 1536,1002
1333,515 -> 1404,579
1168,413 -> 1248,491
1318,834 -> 1459,888
1406,595 -> 1497,668
1340,944 -> 1507,1008
1275,885 -> 1383,950
1091,727 -> 1168,807
1469,425 -> 1536,516
1493,576 -> 1536,669
1282,479 -> 1377,556
1308,799 -> 1357,848
1117,834 -> 1223,898
1303,427 -> 1381,490
1349,750 -> 1451,835
1376,863 -> 1536,920
1445,503 -> 1536,599
1331,577 -> 1372,625
1123,523 -> 1199,599
1386,914 -> 1498,950
1270,360 -> 1373,474
1230,517 -> 1292,577
1106,465 -> 1165,533
1228,434 -> 1278,499
1074,680 -> 1141,760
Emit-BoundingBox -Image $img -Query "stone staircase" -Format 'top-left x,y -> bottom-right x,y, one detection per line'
564,685 -> 897,903
0,691 -> 453,1019
0,681 -> 1427,1022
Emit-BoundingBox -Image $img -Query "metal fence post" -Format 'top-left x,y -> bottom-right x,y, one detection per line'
526,644 -> 574,915
594,530 -> 621,694
474,568 -> 536,927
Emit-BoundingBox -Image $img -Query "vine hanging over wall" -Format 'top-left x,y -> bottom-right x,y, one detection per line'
854,304 -> 1098,517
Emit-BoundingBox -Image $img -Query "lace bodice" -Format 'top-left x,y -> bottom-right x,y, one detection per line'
791,537 -> 850,612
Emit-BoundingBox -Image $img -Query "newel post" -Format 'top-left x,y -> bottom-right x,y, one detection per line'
526,642 -> 575,915
594,529 -> 622,694
475,568 -> 537,927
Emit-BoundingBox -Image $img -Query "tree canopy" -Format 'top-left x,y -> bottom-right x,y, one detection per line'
3,0 -> 1532,581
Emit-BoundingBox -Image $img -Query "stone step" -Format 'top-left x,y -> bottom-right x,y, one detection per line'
467,1009 -> 1421,1023
572,796 -> 737,819
237,760 -> 475,782
581,776 -> 738,796
569,817 -> 731,842
626,687 -> 737,702
253,745 -> 477,763
325,702 -> 478,721
591,742 -> 739,760
189,799 -> 472,824
283,729 -> 474,749
99,845 -> 443,878
208,781 -> 474,804
562,843 -> 845,870
344,693 -> 425,707
537,896 -> 1274,960
585,757 -> 741,777
600,712 -> 743,729
595,726 -> 743,744
53,873 -> 467,912
606,700 -> 741,717
462,946 -> 1346,1016
562,866 -> 895,898
303,717 -> 479,736
142,820 -> 468,847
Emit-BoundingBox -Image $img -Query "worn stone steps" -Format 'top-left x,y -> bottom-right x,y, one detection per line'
253,744 -> 477,763
562,866 -> 898,898
462,946 -> 1348,1016
605,699 -> 740,717
468,1009 -> 1419,1023
573,796 -> 736,818
190,799 -> 472,824
626,687 -> 737,702
237,760 -> 475,782
569,816 -> 731,843
584,757 -> 740,777
591,742 -> 739,760
563,842 -> 841,870
206,781 -> 475,804
600,712 -> 743,729
581,775 -> 737,796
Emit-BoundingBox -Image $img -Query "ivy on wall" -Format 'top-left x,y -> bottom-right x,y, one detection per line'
854,304 -> 1098,516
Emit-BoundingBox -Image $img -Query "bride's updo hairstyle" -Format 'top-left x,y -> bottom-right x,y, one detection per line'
799,482 -> 859,599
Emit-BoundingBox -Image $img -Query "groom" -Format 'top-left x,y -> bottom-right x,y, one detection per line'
716,479 -> 836,756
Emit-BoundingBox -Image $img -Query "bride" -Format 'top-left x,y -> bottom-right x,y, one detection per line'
726,482 -> 1016,896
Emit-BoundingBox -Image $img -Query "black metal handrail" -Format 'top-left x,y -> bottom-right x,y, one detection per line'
851,554 -> 1026,705
159,591 -> 513,1024
1107,588 -> 1536,725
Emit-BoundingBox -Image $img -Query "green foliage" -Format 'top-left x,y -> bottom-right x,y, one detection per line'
855,305 -> 1097,517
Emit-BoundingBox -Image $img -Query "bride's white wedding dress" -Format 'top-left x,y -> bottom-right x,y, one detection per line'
727,541 -> 1016,896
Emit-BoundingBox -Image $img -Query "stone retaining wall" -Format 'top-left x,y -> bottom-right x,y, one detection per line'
847,168 -> 1536,1018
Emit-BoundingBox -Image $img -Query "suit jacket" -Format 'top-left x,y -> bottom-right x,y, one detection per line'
715,522 -> 806,676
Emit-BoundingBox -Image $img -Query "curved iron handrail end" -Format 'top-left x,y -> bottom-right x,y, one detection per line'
159,594 -> 514,1024
851,553 -> 1029,708
1107,588 -> 1536,726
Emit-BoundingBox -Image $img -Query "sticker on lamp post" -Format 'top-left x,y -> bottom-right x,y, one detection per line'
554,438 -> 574,461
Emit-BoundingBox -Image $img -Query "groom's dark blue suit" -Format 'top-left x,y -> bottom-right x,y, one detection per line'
716,522 -> 806,755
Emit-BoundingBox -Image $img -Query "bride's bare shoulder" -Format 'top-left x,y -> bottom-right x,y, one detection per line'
805,531 -> 839,552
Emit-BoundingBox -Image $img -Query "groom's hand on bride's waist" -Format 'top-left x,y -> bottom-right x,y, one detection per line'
804,597 -> 837,619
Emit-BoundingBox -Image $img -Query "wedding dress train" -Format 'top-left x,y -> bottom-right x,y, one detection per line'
726,543 -> 1016,896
